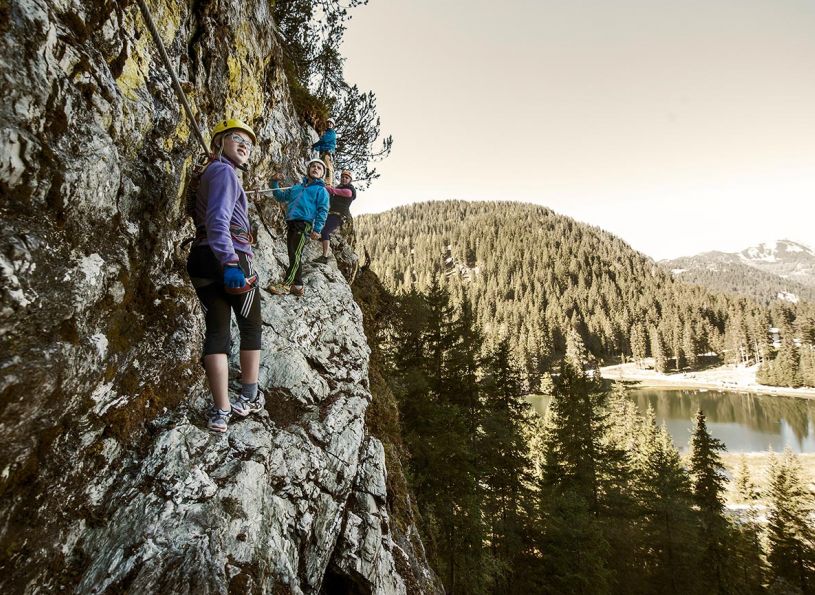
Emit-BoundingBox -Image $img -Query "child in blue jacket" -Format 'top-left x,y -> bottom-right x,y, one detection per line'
311,118 -> 337,184
269,158 -> 330,296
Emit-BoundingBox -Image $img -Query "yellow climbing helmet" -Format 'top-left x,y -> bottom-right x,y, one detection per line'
210,118 -> 257,149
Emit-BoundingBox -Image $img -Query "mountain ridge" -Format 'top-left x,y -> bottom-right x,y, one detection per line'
661,239 -> 815,303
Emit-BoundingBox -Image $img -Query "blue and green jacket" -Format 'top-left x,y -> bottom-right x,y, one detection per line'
272,178 -> 330,233
311,128 -> 336,154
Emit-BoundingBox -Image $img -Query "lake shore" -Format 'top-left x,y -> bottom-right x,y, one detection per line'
601,360 -> 815,400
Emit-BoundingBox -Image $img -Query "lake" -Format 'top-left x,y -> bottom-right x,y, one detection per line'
528,388 -> 815,453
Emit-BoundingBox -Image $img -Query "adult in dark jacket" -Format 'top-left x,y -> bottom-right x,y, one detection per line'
269,158 -> 330,296
315,169 -> 356,264
187,118 -> 265,433
311,118 -> 337,184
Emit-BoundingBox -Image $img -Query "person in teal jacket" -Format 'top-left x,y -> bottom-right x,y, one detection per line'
311,119 -> 337,154
269,158 -> 330,296
311,118 -> 337,184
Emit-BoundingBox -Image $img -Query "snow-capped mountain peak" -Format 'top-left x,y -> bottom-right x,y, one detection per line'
660,239 -> 815,301
739,239 -> 814,265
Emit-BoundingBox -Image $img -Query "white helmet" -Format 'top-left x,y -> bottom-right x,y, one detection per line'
327,118 -> 336,127
306,158 -> 326,176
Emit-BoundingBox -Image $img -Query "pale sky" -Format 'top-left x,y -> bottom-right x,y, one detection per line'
341,0 -> 815,260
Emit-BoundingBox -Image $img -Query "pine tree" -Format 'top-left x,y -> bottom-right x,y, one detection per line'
537,360 -> 642,592
444,298 -> 483,440
480,338 -> 535,593
725,311 -> 751,365
683,320 -> 699,369
388,285 -> 487,594
776,339 -> 803,388
423,278 -> 455,393
730,455 -> 766,592
538,360 -> 610,591
749,311 -> 772,366
599,382 -> 643,591
538,491 -> 610,594
756,357 -> 777,387
565,327 -> 590,371
670,314 -> 685,371
688,410 -> 733,594
801,345 -> 815,388
388,289 -> 434,466
689,411 -> 727,514
650,327 -> 668,373
734,455 -> 758,504
273,0 -> 391,184
541,361 -> 606,508
630,321 -> 648,368
800,313 -> 815,346
632,410 -> 701,593
766,450 -> 815,593
606,382 -> 641,454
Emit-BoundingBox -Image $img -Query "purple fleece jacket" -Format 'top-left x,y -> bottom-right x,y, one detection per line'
195,156 -> 253,266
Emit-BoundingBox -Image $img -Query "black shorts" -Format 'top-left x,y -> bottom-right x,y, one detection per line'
186,246 -> 262,356
320,213 -> 344,241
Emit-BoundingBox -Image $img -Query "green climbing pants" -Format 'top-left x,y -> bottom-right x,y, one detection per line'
284,220 -> 312,286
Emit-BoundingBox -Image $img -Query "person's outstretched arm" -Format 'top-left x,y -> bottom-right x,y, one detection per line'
326,186 -> 353,198
271,174 -> 291,202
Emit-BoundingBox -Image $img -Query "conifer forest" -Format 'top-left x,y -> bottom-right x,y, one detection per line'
354,201 -> 815,593
357,201 -> 815,388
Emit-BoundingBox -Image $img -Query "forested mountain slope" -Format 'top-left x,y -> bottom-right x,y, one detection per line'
357,201 -> 814,378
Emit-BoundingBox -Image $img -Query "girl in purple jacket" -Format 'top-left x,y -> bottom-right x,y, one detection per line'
186,118 -> 265,433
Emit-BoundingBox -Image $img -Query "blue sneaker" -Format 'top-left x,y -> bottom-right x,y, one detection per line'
231,390 -> 266,417
207,406 -> 232,433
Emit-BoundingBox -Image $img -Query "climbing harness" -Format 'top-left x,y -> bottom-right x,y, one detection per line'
225,272 -> 259,295
185,223 -> 256,246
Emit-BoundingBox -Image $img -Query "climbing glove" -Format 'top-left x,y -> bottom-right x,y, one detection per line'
224,264 -> 247,289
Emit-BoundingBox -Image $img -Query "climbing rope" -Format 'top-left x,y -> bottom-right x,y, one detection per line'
246,186 -> 295,195
135,0 -> 210,155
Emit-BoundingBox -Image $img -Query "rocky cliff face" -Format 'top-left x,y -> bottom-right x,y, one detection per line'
0,1 -> 438,592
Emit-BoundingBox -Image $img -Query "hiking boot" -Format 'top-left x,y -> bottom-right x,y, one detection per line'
314,255 -> 330,265
207,406 -> 232,433
290,285 -> 305,297
231,390 -> 266,417
267,283 -> 290,295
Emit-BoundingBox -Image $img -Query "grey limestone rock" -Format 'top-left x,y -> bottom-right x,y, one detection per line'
0,1 -> 438,593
